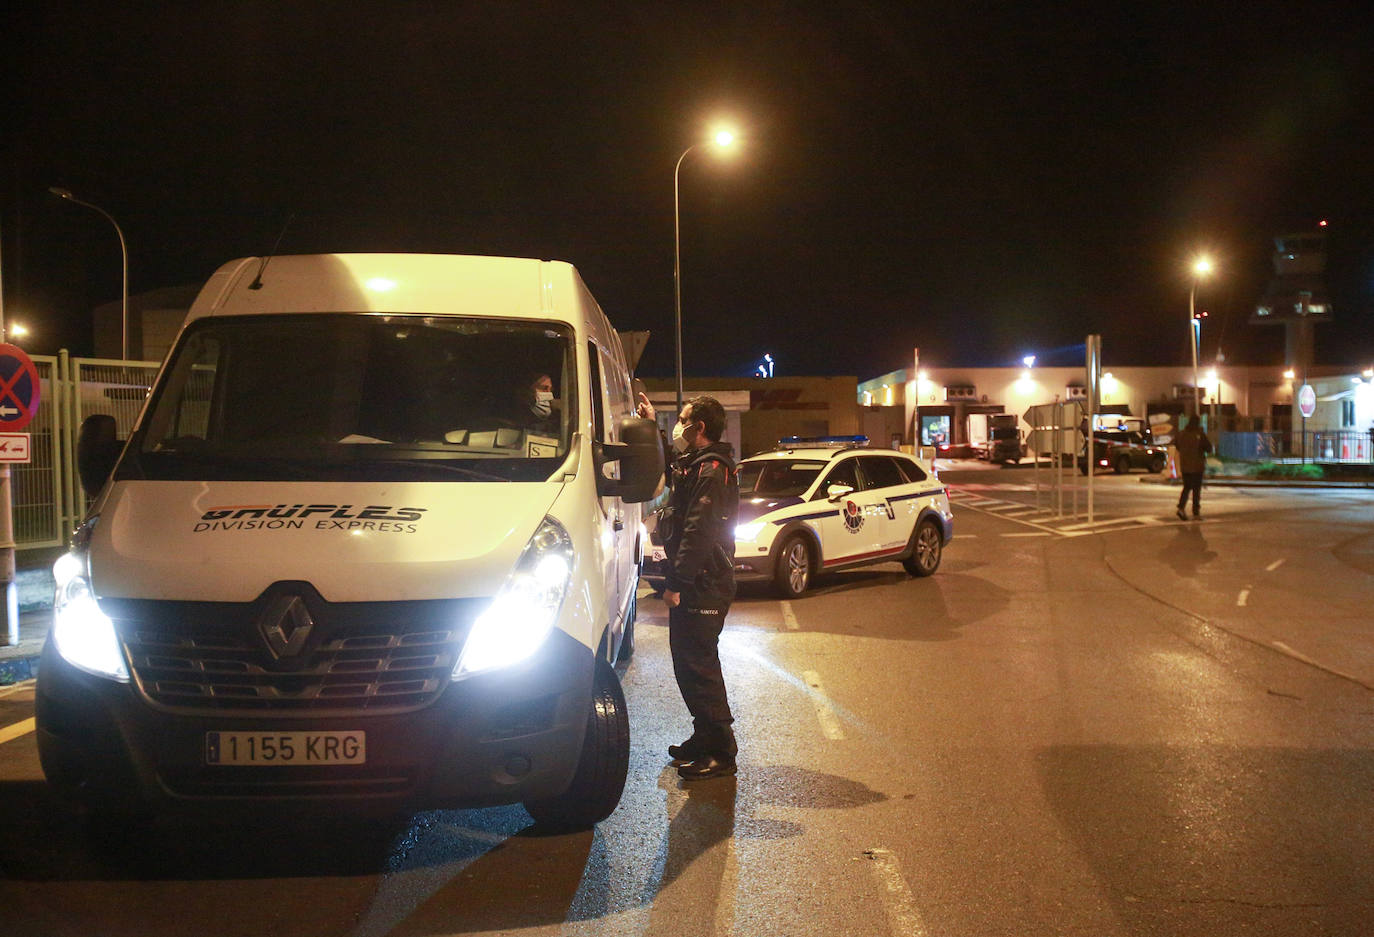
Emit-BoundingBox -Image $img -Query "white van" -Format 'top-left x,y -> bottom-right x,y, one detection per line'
37,253 -> 663,829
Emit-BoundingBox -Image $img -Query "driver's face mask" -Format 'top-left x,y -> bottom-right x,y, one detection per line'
531,390 -> 553,417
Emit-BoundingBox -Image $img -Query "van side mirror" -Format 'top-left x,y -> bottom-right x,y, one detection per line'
594,416 -> 665,502
77,414 -> 121,498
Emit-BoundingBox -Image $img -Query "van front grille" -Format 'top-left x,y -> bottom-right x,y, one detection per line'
104,588 -> 482,716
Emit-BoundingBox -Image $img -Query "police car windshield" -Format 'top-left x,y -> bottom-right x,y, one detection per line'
129,314 -> 575,482
739,460 -> 827,498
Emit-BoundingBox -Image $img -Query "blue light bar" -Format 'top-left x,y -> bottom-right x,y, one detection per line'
776,435 -> 869,449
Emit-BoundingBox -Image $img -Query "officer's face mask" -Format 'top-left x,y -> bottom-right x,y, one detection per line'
671,419 -> 699,454
531,390 -> 553,417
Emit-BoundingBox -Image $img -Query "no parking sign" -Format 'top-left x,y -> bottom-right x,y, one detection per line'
0,343 -> 40,432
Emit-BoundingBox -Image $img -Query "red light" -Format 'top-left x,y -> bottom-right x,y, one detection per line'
1319,219 -> 1328,227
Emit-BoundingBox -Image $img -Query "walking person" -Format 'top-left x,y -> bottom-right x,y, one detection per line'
637,393 -> 740,780
1174,416 -> 1213,520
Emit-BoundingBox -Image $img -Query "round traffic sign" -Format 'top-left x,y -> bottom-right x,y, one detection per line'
1297,383 -> 1316,420
0,343 -> 41,431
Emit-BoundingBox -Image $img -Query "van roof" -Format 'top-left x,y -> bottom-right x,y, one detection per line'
187,253 -> 585,323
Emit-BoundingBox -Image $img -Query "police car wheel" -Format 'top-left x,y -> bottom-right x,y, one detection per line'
774,535 -> 812,598
1114,456 -> 1130,474
903,519 -> 942,577
523,658 -> 630,830
1150,455 -> 1165,473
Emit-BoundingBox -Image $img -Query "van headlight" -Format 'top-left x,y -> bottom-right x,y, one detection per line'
454,516 -> 574,678
735,521 -> 766,542
52,535 -> 129,683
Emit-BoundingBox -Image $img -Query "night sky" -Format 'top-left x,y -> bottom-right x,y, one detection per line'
4,1 -> 1372,378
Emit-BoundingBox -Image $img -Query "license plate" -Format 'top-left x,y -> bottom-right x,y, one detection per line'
205,731 -> 366,766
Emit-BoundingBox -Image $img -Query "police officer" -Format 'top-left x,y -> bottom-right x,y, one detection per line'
638,393 -> 740,780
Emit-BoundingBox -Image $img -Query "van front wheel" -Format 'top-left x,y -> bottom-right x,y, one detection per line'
524,658 -> 629,830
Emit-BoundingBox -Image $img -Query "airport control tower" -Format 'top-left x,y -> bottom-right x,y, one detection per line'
1250,225 -> 1332,373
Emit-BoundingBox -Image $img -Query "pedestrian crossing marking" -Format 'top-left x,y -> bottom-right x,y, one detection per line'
946,486 -> 1167,537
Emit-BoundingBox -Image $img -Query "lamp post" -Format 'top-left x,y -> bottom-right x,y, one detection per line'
49,187 -> 129,361
673,129 -> 736,412
1188,256 -> 1212,419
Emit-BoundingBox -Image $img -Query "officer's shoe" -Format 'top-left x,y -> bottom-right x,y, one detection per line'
677,755 -> 737,781
1175,508 -> 1188,521
667,738 -> 710,764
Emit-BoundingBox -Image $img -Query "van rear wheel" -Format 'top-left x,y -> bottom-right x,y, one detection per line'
524,658 -> 629,830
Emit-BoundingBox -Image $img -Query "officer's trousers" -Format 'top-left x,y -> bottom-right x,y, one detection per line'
668,596 -> 737,758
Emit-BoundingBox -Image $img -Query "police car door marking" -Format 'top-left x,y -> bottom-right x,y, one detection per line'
786,509 -> 841,524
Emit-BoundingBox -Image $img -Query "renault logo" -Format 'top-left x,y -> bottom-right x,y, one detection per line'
258,595 -> 316,659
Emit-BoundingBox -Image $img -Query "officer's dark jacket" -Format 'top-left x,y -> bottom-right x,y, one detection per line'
663,441 -> 739,599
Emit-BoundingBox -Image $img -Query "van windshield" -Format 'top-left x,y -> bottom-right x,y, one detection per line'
128,314 -> 576,482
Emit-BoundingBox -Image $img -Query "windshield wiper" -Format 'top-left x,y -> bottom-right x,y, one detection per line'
143,449 -> 322,480
344,459 -> 512,482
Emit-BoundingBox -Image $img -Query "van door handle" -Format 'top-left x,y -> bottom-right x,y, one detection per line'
613,516 -> 624,531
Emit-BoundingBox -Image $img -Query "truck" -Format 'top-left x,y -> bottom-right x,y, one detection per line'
968,413 -> 1023,463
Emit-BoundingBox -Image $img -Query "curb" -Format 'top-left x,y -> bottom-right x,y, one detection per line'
0,606 -> 50,686
1139,475 -> 1374,489
0,655 -> 37,685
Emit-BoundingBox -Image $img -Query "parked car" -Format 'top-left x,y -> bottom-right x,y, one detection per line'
1079,429 -> 1167,474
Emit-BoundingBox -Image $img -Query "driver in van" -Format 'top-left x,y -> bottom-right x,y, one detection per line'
509,371 -> 559,436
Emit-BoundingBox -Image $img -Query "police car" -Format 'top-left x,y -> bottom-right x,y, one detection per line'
733,436 -> 953,598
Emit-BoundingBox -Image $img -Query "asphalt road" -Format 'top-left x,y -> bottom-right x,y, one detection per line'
0,469 -> 1370,936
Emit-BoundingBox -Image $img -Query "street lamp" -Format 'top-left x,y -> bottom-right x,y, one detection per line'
49,187 -> 129,361
1188,256 -> 1212,418
673,128 -> 737,412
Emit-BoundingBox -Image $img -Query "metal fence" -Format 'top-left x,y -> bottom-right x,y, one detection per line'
1218,429 -> 1374,465
14,353 -> 161,550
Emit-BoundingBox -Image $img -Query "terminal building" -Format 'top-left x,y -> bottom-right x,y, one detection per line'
857,362 -> 1373,461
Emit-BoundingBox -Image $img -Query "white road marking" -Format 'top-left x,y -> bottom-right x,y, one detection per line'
1001,531 -> 1051,537
1237,588 -> 1250,607
1058,514 -> 1167,531
780,600 -> 800,631
1266,558 -> 1285,572
864,848 -> 929,937
801,670 -> 846,740
951,496 -> 1081,536
1270,641 -> 1370,688
0,717 -> 35,747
